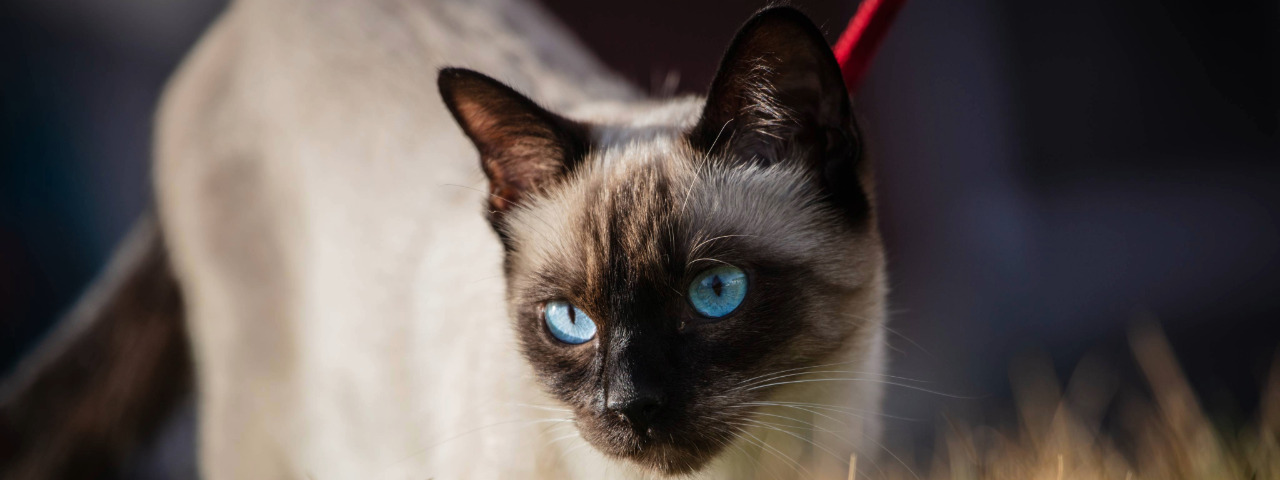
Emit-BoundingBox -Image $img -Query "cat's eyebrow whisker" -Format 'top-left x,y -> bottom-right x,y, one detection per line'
744,378 -> 979,399
678,157 -> 706,217
702,119 -> 734,163
688,234 -> 759,258
686,257 -> 735,269
679,120 -> 729,218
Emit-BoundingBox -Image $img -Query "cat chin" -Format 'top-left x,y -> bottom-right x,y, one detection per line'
577,424 -> 724,476
601,442 -> 718,477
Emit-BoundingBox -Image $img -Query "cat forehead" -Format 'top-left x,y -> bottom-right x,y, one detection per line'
501,98 -> 847,285
504,154 -> 837,284
566,96 -> 705,150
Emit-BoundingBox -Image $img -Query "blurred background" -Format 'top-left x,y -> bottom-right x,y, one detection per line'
2,0 -> 1277,474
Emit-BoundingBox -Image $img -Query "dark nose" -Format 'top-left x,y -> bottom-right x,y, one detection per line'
607,391 -> 664,430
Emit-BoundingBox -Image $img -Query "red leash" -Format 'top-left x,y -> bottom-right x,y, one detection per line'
832,0 -> 908,93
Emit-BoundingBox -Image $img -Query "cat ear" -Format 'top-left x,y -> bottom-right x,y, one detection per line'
691,7 -> 860,176
438,68 -> 589,213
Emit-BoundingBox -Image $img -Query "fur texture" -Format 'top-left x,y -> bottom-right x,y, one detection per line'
155,1 -> 886,478
0,217 -> 189,480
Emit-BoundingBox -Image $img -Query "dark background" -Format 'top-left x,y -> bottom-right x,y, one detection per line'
2,0 -> 1277,472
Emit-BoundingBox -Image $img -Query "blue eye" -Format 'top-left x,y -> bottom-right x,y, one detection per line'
544,300 -> 597,344
688,265 -> 748,318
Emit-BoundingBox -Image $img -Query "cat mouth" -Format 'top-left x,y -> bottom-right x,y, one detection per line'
628,442 -> 715,475
579,417 -> 729,475
593,436 -> 718,476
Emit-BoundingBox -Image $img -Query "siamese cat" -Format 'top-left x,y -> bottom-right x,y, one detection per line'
1,1 -> 888,478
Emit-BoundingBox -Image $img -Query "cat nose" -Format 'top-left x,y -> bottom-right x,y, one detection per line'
607,391 -> 664,430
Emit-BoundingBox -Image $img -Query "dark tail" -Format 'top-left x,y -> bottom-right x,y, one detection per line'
0,214 -> 192,479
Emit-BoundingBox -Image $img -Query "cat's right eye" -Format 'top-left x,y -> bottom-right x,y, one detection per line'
544,300 -> 597,344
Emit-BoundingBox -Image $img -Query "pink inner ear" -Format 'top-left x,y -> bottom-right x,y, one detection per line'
453,98 -> 497,142
453,94 -> 570,211
440,68 -> 588,214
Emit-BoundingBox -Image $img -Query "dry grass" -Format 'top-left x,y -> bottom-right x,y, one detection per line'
867,323 -> 1279,480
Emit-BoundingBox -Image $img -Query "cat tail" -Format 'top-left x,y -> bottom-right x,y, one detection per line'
0,212 -> 193,479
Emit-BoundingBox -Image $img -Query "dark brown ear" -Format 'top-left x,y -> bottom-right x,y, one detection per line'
438,68 -> 589,213
691,7 -> 865,216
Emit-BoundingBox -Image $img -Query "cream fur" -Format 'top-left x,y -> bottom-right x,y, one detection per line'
154,0 -> 885,478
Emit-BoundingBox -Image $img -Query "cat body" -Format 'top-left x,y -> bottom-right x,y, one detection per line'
154,0 -> 887,478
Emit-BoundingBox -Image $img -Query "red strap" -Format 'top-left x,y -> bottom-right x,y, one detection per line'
832,0 -> 908,93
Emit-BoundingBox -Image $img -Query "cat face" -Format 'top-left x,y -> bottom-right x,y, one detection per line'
440,7 -> 885,475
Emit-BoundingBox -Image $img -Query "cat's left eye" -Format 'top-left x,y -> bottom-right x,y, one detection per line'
544,300 -> 597,344
688,265 -> 748,318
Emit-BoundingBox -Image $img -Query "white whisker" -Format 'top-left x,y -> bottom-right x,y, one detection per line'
707,424 -> 781,480
756,409 -> 886,479
745,378 -> 978,399
506,403 -> 573,413
686,257 -> 735,268
733,360 -> 883,388
559,442 -> 591,463
882,325 -> 931,356
744,400 -> 921,422
728,419 -> 849,468
737,370 -> 931,390
689,234 -> 758,257
546,432 -> 580,446
735,423 -> 817,480
736,402 -> 852,426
